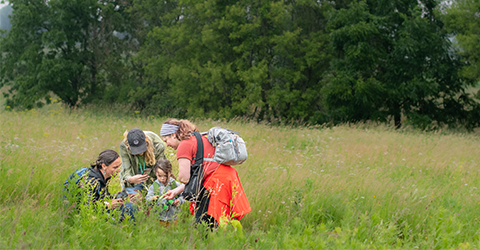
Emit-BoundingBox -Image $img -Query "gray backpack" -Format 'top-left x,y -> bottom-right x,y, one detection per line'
205,127 -> 248,165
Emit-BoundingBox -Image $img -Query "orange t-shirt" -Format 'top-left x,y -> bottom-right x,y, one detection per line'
176,135 -> 251,222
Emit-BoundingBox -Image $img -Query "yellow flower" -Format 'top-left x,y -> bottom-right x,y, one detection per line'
134,111 -> 140,114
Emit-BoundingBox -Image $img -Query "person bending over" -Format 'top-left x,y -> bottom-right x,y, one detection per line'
119,128 -> 166,201
160,119 -> 251,227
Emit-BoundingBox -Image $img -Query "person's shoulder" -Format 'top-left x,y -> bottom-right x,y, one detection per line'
119,140 -> 128,150
182,135 -> 196,144
145,131 -> 161,140
178,136 -> 196,151
86,167 -> 98,177
85,168 -> 101,184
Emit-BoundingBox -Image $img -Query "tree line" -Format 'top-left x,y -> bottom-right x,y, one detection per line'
1,0 -> 479,129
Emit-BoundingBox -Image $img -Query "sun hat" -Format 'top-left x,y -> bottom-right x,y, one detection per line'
127,128 -> 147,155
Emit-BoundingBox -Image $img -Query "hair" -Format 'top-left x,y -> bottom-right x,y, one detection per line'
123,130 -> 156,166
91,149 -> 119,170
163,118 -> 199,141
154,159 -> 173,177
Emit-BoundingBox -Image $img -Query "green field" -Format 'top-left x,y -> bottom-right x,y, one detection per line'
2,101 -> 480,249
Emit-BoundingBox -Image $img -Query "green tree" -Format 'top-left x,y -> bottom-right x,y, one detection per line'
444,0 -> 480,81
0,0 -> 135,108
137,0 -> 333,122
324,0 -> 478,128
105,0 -> 180,114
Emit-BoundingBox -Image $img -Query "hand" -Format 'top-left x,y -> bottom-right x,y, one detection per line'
128,192 -> 143,204
128,174 -> 149,184
163,184 -> 185,200
110,198 -> 124,209
173,199 -> 180,206
163,190 -> 177,200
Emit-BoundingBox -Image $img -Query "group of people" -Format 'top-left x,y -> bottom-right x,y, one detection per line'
76,119 -> 251,227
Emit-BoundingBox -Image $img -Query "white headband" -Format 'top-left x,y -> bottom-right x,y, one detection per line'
160,124 -> 179,136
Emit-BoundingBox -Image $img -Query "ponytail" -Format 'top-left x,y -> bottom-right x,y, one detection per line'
91,149 -> 119,170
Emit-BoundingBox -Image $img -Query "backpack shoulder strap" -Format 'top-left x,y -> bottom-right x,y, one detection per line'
192,131 -> 204,169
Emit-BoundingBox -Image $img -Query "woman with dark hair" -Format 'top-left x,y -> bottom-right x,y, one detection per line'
160,119 -> 251,227
84,149 -> 137,221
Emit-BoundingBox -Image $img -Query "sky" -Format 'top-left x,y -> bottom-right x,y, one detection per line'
0,1 -> 9,10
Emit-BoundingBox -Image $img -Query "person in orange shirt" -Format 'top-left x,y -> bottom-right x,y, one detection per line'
160,119 -> 251,227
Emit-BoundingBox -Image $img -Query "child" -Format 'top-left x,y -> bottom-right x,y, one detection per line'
145,159 -> 185,223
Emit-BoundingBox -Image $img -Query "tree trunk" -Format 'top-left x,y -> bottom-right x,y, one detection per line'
394,102 -> 401,129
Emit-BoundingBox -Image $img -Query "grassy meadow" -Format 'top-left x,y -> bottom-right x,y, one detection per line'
2,101 -> 480,249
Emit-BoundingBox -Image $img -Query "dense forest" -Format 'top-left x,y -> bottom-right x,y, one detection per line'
1,0 -> 480,129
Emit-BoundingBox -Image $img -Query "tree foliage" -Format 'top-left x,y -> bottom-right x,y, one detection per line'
137,0 -> 334,122
324,0 -> 479,128
444,0 -> 480,81
0,0 -> 136,108
1,0 -> 479,128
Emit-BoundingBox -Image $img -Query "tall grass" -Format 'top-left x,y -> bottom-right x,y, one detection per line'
2,101 -> 480,249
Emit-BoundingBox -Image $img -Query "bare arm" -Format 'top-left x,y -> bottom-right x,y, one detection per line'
164,184 -> 185,200
177,158 -> 191,184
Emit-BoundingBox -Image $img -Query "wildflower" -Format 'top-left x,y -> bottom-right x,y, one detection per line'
134,111 -> 140,114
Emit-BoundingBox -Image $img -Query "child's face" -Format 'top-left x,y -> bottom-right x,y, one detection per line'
156,168 -> 169,185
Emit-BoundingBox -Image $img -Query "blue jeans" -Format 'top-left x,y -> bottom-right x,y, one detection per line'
116,202 -> 138,222
125,183 -> 145,194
